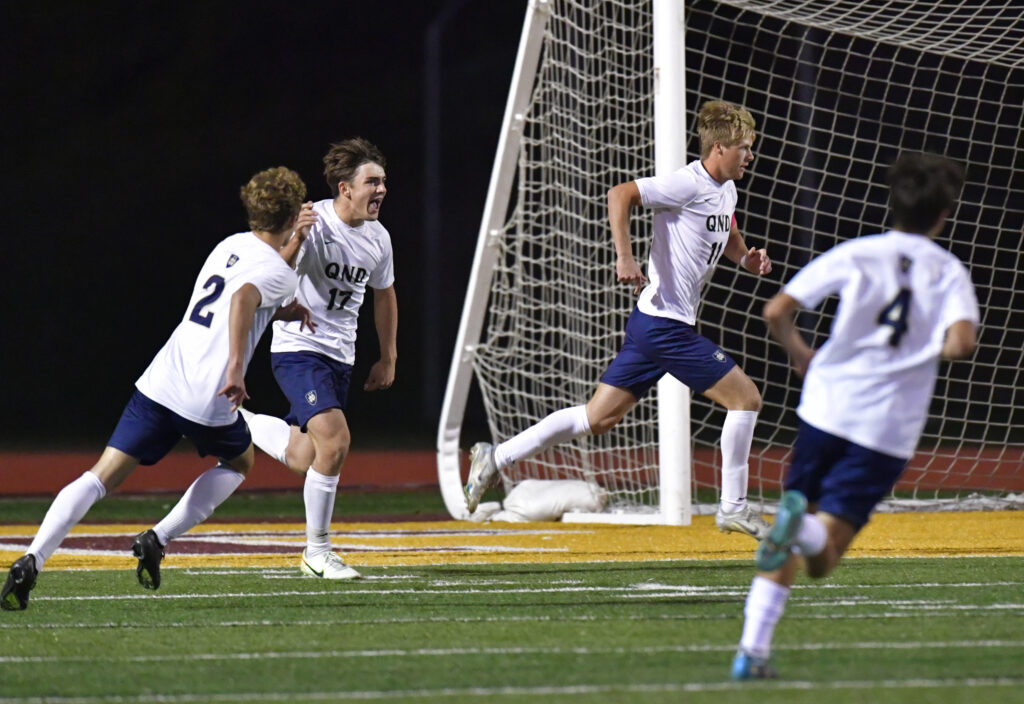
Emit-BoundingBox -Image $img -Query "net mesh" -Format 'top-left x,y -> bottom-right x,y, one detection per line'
471,0 -> 1024,514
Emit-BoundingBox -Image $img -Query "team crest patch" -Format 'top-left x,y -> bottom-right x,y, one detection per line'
305,390 -> 318,405
713,350 -> 727,363
226,254 -> 239,268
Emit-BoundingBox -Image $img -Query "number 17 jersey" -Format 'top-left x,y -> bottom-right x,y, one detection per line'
270,198 -> 395,365
784,230 -> 979,459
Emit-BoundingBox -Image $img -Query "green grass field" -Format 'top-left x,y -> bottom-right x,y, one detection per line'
1,493 -> 1022,703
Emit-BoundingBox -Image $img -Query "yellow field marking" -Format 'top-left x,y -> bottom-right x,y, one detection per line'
0,512 -> 1021,571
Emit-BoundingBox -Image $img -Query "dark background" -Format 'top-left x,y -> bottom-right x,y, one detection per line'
2,1 -> 525,450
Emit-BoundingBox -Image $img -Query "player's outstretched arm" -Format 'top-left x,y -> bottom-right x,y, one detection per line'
218,283 -> 262,409
364,285 -> 397,391
763,292 -> 814,377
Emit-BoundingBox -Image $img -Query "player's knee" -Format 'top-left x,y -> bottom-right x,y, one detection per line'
741,386 -> 762,413
588,412 -> 622,435
318,436 -> 351,472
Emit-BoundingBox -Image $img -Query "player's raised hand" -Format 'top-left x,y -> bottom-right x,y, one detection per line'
617,255 -> 648,295
273,300 -> 317,333
292,201 -> 317,241
218,363 -> 250,411
363,359 -> 395,392
742,246 -> 772,275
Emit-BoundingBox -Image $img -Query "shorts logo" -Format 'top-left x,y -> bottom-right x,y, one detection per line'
305,390 -> 318,405
713,350 -> 726,363
226,254 -> 239,268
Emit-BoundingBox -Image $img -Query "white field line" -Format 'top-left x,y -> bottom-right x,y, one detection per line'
1,640 -> 1023,664
1,606 -> 1021,630
0,678 -> 1022,702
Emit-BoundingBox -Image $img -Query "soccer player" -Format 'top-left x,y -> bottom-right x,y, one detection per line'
1,167 -> 315,611
465,100 -> 773,539
238,138 -> 397,580
730,152 -> 979,679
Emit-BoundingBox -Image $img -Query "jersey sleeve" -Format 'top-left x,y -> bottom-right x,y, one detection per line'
783,245 -> 851,309
939,261 -> 980,331
635,170 -> 700,209
251,263 -> 298,309
368,230 -> 395,289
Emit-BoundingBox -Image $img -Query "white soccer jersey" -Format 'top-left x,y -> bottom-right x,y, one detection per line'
634,159 -> 738,324
785,230 -> 979,459
270,198 -> 395,365
136,232 -> 298,426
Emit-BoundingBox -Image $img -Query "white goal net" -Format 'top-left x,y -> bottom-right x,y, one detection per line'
446,0 -> 1024,518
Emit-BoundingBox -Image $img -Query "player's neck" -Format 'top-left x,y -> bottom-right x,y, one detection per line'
251,229 -> 290,250
701,158 -> 727,185
333,197 -> 365,228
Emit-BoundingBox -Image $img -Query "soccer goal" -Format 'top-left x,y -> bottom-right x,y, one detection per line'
437,0 -> 1024,522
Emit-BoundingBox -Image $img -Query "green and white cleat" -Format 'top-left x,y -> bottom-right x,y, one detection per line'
464,442 -> 500,514
755,490 -> 808,572
300,549 -> 361,580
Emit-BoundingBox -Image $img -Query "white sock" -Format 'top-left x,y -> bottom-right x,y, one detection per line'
240,408 -> 292,465
153,464 -> 245,545
795,513 -> 828,557
493,405 -> 592,470
720,410 -> 757,512
304,469 -> 339,557
739,575 -> 790,658
26,471 -> 106,571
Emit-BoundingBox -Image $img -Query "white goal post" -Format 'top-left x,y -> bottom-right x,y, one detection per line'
438,0 -> 1024,522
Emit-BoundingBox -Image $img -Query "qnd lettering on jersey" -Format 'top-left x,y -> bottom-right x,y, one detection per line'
324,262 -> 368,284
705,214 -> 731,232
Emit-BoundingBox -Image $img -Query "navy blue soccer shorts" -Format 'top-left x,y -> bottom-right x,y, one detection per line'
271,351 -> 353,431
107,389 -> 252,466
784,419 -> 908,529
600,307 -> 736,399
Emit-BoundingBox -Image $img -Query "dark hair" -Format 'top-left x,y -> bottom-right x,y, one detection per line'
887,153 -> 964,234
323,137 -> 387,197
239,167 -> 307,233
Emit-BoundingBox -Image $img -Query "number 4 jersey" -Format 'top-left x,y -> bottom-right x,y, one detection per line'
784,230 -> 979,459
136,232 -> 298,426
270,198 -> 394,365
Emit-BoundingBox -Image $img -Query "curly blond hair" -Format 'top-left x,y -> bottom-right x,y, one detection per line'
697,101 -> 756,158
239,167 -> 307,233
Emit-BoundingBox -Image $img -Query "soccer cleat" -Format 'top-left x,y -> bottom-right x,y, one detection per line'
755,490 -> 808,572
731,649 -> 778,680
132,529 -> 165,590
300,549 -> 361,580
464,442 -> 500,514
1,555 -> 38,611
715,504 -> 771,540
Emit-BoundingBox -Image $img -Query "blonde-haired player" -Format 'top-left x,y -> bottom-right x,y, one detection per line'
465,100 -> 773,538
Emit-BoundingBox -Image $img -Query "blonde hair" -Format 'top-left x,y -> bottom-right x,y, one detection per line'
239,167 -> 307,233
697,100 -> 756,158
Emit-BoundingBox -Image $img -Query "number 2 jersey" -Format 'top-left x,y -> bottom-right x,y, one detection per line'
270,198 -> 395,365
634,159 -> 738,325
136,232 -> 298,426
784,230 -> 979,459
